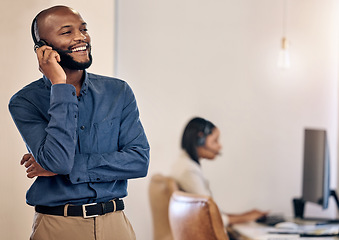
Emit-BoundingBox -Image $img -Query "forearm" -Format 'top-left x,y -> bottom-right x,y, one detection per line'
69,144 -> 149,184
226,209 -> 268,225
227,214 -> 248,225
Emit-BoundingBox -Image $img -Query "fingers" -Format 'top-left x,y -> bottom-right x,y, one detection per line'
36,45 -> 52,57
25,161 -> 37,178
36,45 -> 52,62
36,46 -> 60,69
20,153 -> 32,165
45,49 -> 60,64
26,163 -> 35,173
27,171 -> 36,179
25,161 -> 40,178
37,46 -> 60,65
24,157 -> 36,168
55,54 -> 61,62
20,153 -> 37,169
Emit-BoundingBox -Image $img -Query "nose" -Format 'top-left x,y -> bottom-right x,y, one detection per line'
74,30 -> 86,41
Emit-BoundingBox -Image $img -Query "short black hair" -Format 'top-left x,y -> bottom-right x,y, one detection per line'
181,117 -> 215,163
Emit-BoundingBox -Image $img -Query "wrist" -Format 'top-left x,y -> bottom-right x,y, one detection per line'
50,78 -> 67,85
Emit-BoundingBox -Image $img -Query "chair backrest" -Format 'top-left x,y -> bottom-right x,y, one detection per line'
149,174 -> 179,240
168,191 -> 229,240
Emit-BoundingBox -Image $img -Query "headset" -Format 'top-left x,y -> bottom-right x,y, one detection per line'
197,122 -> 212,146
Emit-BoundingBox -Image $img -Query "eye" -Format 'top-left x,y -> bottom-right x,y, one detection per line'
61,31 -> 71,35
81,28 -> 88,32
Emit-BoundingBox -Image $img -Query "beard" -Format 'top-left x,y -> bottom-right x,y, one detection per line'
50,44 -> 93,70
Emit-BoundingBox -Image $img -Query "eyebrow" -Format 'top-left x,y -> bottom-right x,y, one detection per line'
59,22 -> 87,30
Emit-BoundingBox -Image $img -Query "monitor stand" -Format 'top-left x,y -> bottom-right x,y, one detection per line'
293,190 -> 339,223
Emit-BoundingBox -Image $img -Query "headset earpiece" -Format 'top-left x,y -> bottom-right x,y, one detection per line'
34,40 -> 48,52
197,134 -> 206,146
197,123 -> 211,146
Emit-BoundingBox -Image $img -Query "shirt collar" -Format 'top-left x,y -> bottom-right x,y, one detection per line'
42,71 -> 89,95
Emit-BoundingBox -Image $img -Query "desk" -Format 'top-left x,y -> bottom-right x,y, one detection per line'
228,222 -> 339,240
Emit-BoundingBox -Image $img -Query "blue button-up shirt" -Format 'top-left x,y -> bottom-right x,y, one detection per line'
9,71 -> 150,206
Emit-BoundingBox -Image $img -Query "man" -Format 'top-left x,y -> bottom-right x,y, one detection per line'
9,5 -> 149,240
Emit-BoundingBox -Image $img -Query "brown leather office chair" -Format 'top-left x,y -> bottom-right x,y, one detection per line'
149,174 -> 179,240
168,191 -> 229,240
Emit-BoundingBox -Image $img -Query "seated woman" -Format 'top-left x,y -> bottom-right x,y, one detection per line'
170,117 -> 267,226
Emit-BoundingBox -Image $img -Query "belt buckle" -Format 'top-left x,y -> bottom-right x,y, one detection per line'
82,203 -> 99,218
110,199 -> 117,212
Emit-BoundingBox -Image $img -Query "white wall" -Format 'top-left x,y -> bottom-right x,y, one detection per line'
1,0 -> 338,240
116,1 -> 339,239
1,0 -> 114,239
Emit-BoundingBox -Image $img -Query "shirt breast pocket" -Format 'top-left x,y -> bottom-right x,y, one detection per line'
94,118 -> 120,153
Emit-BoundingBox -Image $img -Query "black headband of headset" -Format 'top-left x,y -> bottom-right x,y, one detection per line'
31,16 -> 50,52
31,17 -> 38,45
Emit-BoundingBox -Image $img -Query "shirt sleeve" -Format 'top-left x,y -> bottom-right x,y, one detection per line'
67,83 -> 150,184
9,84 -> 78,174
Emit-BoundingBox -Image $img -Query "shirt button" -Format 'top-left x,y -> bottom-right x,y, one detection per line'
80,126 -> 85,130
72,92 -> 76,96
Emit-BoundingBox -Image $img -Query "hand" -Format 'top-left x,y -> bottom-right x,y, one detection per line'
227,209 -> 269,225
20,153 -> 57,178
241,209 -> 269,222
36,46 -> 66,84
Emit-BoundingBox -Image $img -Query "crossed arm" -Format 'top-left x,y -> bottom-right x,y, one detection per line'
12,81 -> 149,181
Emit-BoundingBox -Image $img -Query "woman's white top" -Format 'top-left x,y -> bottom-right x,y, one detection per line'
170,151 -> 229,226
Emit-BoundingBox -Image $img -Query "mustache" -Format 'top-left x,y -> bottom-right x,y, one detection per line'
56,49 -> 73,54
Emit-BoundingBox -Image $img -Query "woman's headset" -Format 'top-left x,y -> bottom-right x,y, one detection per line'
196,122 -> 212,146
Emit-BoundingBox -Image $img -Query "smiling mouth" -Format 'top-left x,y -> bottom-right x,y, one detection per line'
71,44 -> 88,53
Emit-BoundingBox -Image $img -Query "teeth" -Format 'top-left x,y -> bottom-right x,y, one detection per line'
72,46 -> 87,52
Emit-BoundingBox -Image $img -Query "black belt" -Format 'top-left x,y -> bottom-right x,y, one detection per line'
35,199 -> 124,218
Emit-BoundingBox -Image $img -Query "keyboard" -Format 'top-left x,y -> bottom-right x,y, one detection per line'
256,214 -> 286,226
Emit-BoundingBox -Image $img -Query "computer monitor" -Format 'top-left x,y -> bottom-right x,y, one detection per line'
293,128 -> 339,220
301,129 -> 330,209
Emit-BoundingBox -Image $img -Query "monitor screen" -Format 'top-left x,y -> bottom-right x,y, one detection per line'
302,129 -> 330,209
